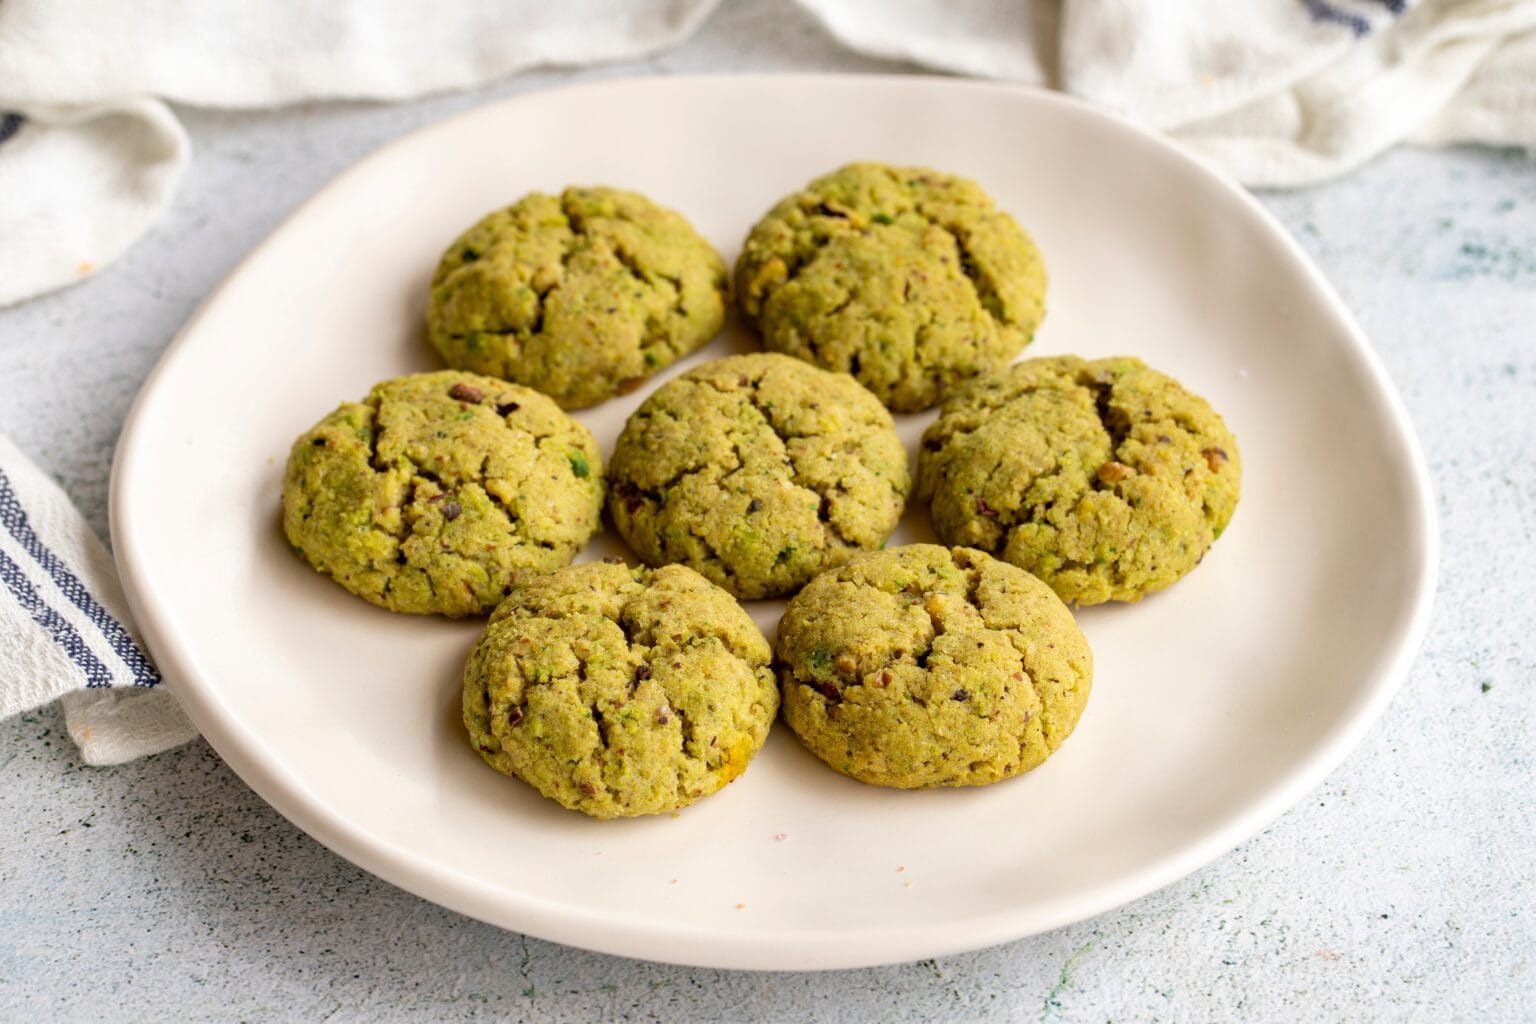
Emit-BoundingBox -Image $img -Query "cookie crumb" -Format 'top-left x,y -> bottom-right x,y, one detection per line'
774,832 -> 788,842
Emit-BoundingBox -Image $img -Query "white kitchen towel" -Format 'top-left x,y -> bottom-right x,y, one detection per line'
0,435 -> 197,764
0,101 -> 189,308
2,0 -> 1535,307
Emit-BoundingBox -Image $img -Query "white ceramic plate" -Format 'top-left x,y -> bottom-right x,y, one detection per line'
111,75 -> 1436,970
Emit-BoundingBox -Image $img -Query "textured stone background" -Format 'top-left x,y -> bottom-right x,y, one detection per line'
1,2 -> 1532,1020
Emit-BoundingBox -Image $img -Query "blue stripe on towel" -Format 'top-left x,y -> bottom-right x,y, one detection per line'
0,113 -> 23,146
1302,0 -> 1373,36
0,469 -> 160,686
0,546 -> 114,688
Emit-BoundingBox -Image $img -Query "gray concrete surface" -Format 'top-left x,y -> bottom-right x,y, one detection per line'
2,1 -> 1533,1019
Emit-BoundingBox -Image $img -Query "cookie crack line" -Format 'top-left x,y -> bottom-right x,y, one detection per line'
568,641 -> 609,747
658,269 -> 686,310
608,240 -> 655,295
714,373 -> 861,508
788,663 -> 845,705
818,505 -> 865,552
675,522 -> 742,591
920,592 -> 946,643
614,447 -> 716,506
947,551 -> 983,605
587,707 -> 618,762
923,218 -> 1010,328
733,390 -> 811,483
560,195 -> 654,280
1079,371 -> 1132,456
971,442 -> 1022,537
615,597 -> 649,658
1009,651 -> 1040,710
1003,638 -> 1050,741
559,193 -> 601,243
612,359 -> 907,590
448,325 -> 520,340
618,378 -> 844,513
363,394 -> 389,475
672,703 -> 699,760
725,391 -> 874,555
445,324 -> 529,367
748,168 -> 950,309
642,266 -> 695,356
409,461 -> 533,542
757,196 -> 1013,339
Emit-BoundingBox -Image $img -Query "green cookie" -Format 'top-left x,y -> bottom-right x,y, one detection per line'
736,162 -> 1046,411
607,352 -> 910,600
282,370 -> 603,617
777,545 -> 1092,789
428,186 -> 727,408
916,355 -> 1241,605
463,560 -> 778,819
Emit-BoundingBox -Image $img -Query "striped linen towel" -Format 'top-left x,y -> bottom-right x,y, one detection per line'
0,436 -> 195,764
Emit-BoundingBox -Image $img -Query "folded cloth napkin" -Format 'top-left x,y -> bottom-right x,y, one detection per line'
3,0 -> 1535,762
0,436 -> 196,763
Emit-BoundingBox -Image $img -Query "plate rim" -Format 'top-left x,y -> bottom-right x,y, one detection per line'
108,72 -> 1439,971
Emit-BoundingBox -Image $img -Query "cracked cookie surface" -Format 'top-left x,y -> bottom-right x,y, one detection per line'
607,353 -> 910,600
281,370 -> 604,617
734,162 -> 1046,412
777,544 -> 1091,789
428,186 -> 728,409
462,560 -> 777,819
917,355 -> 1240,605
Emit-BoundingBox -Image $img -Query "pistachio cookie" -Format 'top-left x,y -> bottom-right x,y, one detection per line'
428,186 -> 728,408
282,370 -> 603,617
916,356 -> 1240,605
777,545 -> 1092,789
463,560 -> 778,819
735,162 -> 1046,411
607,353 -> 910,600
